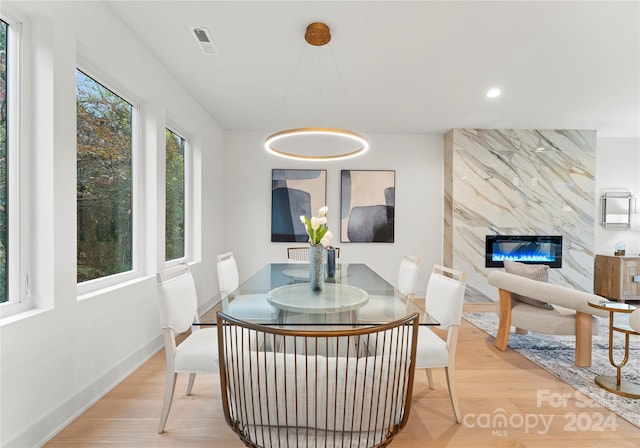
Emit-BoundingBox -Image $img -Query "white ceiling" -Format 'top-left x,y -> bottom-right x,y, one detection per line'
106,0 -> 640,138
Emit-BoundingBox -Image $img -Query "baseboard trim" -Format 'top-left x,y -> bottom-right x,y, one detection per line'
7,334 -> 163,448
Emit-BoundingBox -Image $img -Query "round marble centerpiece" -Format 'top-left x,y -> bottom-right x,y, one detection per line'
267,283 -> 368,314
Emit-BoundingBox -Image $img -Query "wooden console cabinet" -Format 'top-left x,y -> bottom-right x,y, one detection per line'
594,255 -> 640,302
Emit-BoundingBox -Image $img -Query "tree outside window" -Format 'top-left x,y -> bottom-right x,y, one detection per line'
76,69 -> 133,283
165,129 -> 185,261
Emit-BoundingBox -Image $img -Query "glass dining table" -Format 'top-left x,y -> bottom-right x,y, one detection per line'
196,263 -> 439,327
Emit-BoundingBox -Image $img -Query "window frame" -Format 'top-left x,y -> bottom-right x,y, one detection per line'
164,122 -> 191,267
0,9 -> 28,318
75,62 -> 143,298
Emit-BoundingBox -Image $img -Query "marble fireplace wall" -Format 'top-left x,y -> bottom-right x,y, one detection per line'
444,129 -> 596,301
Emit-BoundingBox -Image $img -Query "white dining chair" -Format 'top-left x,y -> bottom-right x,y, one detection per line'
287,246 -> 340,263
217,311 -> 420,448
216,252 -> 278,322
397,254 -> 420,297
415,265 -> 466,423
156,264 -> 218,433
287,246 -> 310,263
356,254 -> 419,323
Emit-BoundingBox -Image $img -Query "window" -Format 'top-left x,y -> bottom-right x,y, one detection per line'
165,128 -> 185,262
76,69 -> 134,283
0,19 -> 8,302
0,12 -> 20,309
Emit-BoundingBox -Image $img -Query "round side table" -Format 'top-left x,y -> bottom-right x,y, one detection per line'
588,300 -> 640,399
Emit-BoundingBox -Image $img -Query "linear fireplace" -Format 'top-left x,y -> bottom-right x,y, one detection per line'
485,235 -> 563,268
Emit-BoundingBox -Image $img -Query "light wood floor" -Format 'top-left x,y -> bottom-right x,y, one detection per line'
46,303 -> 640,447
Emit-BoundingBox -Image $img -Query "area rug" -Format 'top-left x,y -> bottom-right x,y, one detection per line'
463,312 -> 640,428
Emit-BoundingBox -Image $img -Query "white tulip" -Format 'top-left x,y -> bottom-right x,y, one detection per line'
311,216 -> 320,230
324,230 -> 333,241
299,215 -> 306,224
318,217 -> 327,225
319,206 -> 328,217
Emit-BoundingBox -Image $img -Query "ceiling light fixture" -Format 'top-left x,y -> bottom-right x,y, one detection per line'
264,22 -> 369,161
265,128 -> 368,161
486,87 -> 501,98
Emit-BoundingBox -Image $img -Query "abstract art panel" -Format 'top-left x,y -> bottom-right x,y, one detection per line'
271,169 -> 327,242
341,170 -> 395,243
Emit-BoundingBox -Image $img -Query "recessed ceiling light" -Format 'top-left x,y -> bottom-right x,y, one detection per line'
486,88 -> 501,98
535,147 -> 545,152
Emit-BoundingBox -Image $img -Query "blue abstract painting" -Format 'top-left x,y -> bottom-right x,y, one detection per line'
271,169 -> 327,242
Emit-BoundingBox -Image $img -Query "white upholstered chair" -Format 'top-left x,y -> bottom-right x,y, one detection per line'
356,254 -> 420,323
395,254 -> 420,298
217,311 -> 420,448
216,252 -> 277,322
487,270 -> 609,367
156,264 -> 218,433
415,265 -> 466,423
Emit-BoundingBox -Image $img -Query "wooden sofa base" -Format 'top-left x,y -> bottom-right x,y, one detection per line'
494,288 -> 593,367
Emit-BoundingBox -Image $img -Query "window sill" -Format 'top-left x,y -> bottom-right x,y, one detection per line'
0,306 -> 52,328
77,274 -> 152,302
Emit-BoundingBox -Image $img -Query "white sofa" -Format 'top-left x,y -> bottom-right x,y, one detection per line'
487,271 -> 610,367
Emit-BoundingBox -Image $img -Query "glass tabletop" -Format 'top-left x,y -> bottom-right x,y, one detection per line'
196,263 -> 439,327
588,299 -> 637,313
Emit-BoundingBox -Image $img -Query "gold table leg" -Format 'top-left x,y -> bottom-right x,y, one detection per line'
594,310 -> 640,399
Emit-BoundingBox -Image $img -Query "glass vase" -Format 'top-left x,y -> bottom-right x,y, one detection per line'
309,243 -> 325,291
326,247 -> 336,278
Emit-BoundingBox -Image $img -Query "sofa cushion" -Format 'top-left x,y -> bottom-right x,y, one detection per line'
503,260 -> 553,310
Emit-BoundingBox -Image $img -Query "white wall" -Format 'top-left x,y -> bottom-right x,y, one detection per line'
0,3 -> 225,447
594,137 -> 640,255
223,132 -> 444,292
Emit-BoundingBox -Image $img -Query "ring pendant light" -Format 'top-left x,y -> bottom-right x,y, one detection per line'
264,22 -> 369,161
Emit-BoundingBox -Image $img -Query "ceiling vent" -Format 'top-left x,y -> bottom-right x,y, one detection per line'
189,26 -> 217,56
